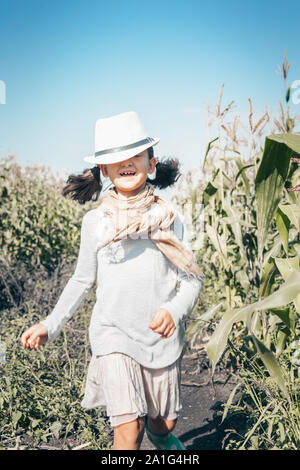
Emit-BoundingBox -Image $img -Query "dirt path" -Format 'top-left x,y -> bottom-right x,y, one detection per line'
140,349 -> 243,450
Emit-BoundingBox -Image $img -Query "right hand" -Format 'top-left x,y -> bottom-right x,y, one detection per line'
21,323 -> 48,351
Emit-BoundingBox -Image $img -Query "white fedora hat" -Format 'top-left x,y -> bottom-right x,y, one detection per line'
83,111 -> 160,165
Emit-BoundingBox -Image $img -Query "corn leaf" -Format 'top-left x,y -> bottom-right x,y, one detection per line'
268,132 -> 300,154
202,181 -> 218,207
221,382 -> 241,423
259,257 -> 279,298
206,269 -> 300,374
202,137 -> 219,171
274,256 -> 300,313
205,223 -> 230,266
251,334 -> 289,399
255,134 -> 298,264
269,307 -> 291,329
276,207 -> 290,255
235,157 -> 253,195
278,203 -> 300,232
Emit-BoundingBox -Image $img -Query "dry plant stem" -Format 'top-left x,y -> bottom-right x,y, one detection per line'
217,84 -> 232,309
217,84 -> 225,211
282,50 -> 292,120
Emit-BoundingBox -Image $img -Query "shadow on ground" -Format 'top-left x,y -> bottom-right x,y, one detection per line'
141,350 -> 247,451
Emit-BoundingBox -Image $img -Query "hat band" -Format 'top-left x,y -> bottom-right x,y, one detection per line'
94,137 -> 154,157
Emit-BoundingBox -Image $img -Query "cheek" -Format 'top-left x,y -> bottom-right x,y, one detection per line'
137,160 -> 150,173
106,167 -> 118,178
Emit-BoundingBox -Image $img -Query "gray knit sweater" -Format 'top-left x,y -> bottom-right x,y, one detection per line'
40,200 -> 204,368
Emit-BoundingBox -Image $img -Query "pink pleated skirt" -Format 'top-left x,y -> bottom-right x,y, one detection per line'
81,351 -> 183,427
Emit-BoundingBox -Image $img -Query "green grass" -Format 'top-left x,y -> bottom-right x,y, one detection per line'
0,260 -> 112,450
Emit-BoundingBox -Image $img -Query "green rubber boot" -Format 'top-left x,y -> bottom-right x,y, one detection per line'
145,416 -> 186,450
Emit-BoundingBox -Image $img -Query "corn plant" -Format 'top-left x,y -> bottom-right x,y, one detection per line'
172,51 -> 300,448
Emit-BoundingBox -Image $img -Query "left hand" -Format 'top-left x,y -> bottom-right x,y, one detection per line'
149,308 -> 176,339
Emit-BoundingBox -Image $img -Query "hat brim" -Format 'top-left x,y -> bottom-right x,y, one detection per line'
83,137 -> 160,165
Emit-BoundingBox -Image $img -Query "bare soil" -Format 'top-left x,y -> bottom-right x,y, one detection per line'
140,346 -> 245,450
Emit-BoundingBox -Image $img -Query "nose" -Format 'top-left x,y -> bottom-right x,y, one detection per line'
120,157 -> 134,166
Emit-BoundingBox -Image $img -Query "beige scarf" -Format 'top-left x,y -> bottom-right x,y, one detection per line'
100,182 -> 204,279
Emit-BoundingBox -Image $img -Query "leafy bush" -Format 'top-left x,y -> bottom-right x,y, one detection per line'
0,155 -> 89,271
0,155 -> 94,309
222,338 -> 300,450
0,260 -> 112,450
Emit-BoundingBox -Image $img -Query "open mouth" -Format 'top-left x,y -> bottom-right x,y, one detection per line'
119,170 -> 136,177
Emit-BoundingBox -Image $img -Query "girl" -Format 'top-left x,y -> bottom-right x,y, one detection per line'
21,111 -> 204,451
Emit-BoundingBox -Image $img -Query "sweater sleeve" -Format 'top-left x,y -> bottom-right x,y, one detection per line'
40,211 -> 98,343
160,211 -> 204,328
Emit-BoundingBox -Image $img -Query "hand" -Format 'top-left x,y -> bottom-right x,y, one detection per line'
149,308 -> 176,339
21,323 -> 48,351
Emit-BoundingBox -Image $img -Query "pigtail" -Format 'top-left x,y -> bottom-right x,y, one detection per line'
62,166 -> 102,204
147,146 -> 181,189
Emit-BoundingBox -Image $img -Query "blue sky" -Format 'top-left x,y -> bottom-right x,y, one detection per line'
0,0 -> 299,197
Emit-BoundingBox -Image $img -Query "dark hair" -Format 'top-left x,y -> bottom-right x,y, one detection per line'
62,147 -> 181,205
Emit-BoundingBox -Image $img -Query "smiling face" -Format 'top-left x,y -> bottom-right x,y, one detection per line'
99,149 -> 157,198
